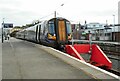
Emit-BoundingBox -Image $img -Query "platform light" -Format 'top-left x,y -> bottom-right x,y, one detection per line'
54,4 -> 64,18
113,15 -> 115,41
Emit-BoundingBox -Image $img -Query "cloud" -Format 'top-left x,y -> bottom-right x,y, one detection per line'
0,0 -> 119,26
0,7 -> 42,26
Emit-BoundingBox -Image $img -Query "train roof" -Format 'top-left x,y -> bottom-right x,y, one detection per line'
48,17 -> 69,21
17,17 -> 70,32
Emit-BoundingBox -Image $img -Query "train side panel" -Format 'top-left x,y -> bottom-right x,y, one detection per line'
16,17 -> 72,48
25,26 -> 36,42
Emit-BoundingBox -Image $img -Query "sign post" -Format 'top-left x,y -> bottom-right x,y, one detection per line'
2,18 -> 4,43
88,31 -> 92,53
1,22 -> 13,43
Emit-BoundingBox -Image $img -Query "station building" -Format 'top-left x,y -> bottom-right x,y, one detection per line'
72,22 -> 120,41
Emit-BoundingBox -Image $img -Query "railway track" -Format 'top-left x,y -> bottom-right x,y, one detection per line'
105,69 -> 120,76
108,56 -> 120,61
104,50 -> 120,56
100,51 -> 120,76
104,50 -> 120,60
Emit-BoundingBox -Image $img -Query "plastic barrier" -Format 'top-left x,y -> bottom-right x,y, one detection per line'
65,44 -> 112,69
65,45 -> 85,61
73,44 -> 90,54
90,44 -> 112,69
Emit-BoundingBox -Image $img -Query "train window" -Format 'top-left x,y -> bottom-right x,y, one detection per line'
48,21 -> 55,34
66,22 -> 72,34
40,24 -> 44,34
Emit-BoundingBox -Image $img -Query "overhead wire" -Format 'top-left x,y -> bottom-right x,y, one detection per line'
39,13 -> 54,20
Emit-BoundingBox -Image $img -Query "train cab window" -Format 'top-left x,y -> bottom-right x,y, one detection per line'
66,22 -> 72,34
48,21 -> 55,35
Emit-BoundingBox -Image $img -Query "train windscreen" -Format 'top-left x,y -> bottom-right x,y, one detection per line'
66,22 -> 72,34
66,22 -> 72,40
48,21 -> 56,40
48,21 -> 55,35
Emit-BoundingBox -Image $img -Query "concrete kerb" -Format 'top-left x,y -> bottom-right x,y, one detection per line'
35,44 -> 119,79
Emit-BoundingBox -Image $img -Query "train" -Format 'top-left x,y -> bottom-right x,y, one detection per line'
16,17 -> 72,48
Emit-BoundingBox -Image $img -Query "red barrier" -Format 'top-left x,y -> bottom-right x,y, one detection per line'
90,44 -> 112,69
65,45 -> 85,61
65,44 -> 112,69
74,44 -> 90,54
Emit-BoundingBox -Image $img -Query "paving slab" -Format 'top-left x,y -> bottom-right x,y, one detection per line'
2,38 -> 95,79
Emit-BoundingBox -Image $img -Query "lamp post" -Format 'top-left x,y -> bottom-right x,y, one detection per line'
88,31 -> 92,53
54,4 -> 64,18
113,15 -> 115,41
104,20 -> 108,41
54,11 -> 57,18
2,18 -> 4,43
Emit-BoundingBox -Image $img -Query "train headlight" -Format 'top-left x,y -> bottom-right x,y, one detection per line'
48,33 -> 56,40
53,34 -> 56,36
68,34 -> 72,40
48,34 -> 53,39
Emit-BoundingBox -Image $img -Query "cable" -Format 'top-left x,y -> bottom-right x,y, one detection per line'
39,13 -> 54,20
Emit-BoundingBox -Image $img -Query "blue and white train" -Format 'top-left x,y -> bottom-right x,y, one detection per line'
16,17 -> 72,48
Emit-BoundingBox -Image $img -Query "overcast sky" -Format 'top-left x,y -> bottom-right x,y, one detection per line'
0,0 -> 119,27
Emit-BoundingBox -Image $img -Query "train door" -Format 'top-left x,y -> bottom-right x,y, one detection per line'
38,25 -> 41,43
36,25 -> 41,43
36,25 -> 39,42
58,20 -> 67,42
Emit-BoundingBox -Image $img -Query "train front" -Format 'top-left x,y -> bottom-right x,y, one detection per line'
47,17 -> 72,48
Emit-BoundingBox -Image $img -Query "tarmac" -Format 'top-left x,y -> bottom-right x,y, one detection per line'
2,38 -> 95,79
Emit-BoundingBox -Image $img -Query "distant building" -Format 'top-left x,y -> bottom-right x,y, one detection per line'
85,23 -> 112,41
72,22 -> 114,41
85,22 -> 105,33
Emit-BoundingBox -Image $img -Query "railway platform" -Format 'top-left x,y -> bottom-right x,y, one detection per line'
2,38 -> 119,80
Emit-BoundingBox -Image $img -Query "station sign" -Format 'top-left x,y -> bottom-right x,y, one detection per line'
3,23 -> 13,28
